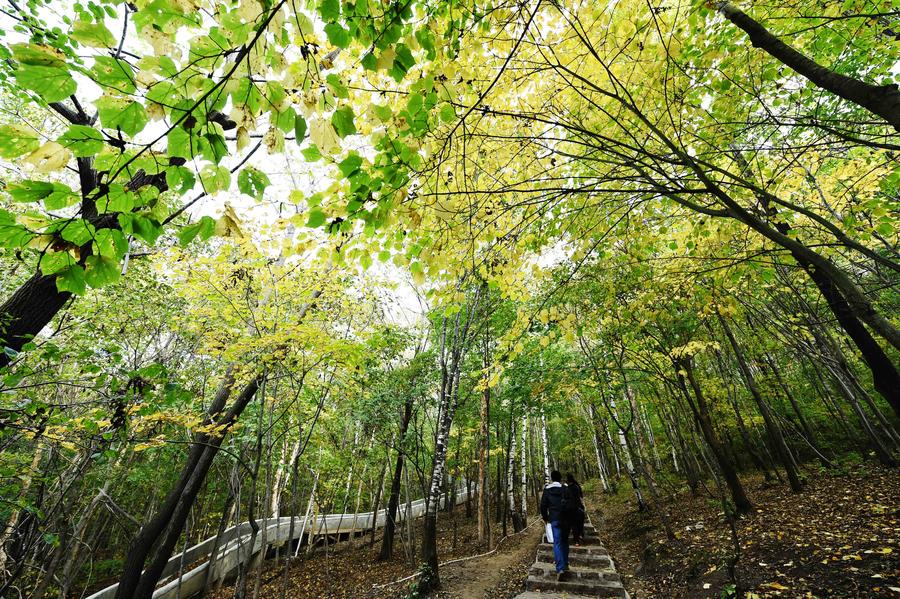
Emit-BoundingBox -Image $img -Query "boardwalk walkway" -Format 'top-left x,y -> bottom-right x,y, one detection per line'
86,486 -> 472,599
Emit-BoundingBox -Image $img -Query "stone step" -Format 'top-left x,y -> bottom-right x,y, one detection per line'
535,549 -> 612,568
529,563 -> 621,584
542,532 -> 602,545
539,543 -> 608,555
525,574 -> 627,598
515,593 -> 587,599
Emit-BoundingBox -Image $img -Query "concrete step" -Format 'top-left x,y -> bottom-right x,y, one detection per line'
529,563 -> 621,584
539,543 -> 608,555
525,573 -> 627,597
542,532 -> 602,545
535,549 -> 612,568
515,592 -> 595,599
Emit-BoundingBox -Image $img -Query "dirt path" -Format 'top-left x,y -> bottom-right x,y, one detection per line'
432,519 -> 543,599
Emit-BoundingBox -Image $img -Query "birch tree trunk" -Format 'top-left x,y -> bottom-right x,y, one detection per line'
420,286 -> 483,592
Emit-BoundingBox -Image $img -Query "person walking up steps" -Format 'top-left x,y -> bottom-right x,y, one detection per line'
566,473 -> 586,545
540,470 -> 570,581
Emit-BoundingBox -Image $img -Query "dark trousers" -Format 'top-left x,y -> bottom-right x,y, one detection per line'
570,510 -> 585,543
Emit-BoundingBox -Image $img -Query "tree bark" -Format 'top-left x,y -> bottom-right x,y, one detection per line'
379,398 -> 413,561
115,375 -> 261,599
717,312 -> 804,493
0,272 -> 71,367
717,2 -> 900,130
677,359 -> 753,514
420,287 -> 482,592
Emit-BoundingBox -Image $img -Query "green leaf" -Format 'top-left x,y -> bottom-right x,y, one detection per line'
0,209 -> 36,248
391,43 -> 415,80
15,64 -> 76,103
201,133 -> 228,164
90,56 -> 136,93
71,18 -> 117,47
0,124 -> 40,158
178,215 -> 216,246
302,144 -> 323,161
372,104 -> 392,122
415,28 -> 436,59
56,264 -> 86,295
58,219 -> 96,246
93,229 -> 128,260
326,74 -> 349,98
325,23 -> 351,48
11,43 -> 66,67
439,104 -> 456,123
97,96 -> 148,137
118,214 -> 162,245
84,254 -> 121,288
58,125 -> 105,157
237,167 -> 270,200
199,165 -> 231,194
39,251 -> 76,276
361,52 -> 377,71
410,261 -> 425,286
167,126 -> 194,159
306,208 -> 326,228
166,166 -> 196,195
8,181 -> 77,207
294,114 -> 308,143
339,153 -> 363,177
331,106 -> 357,137
97,185 -> 136,213
318,0 -> 340,21
407,92 -> 424,115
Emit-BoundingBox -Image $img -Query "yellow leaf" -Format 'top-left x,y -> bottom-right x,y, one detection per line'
24,141 -> 71,173
215,203 -> 245,239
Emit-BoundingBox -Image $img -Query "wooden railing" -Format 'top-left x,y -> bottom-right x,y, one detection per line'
86,485 -> 473,599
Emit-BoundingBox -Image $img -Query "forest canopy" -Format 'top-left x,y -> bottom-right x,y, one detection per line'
0,0 -> 897,597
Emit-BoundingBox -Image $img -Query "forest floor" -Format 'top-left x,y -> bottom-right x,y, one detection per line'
208,503 -> 542,599
595,462 -> 900,598
209,463 -> 899,598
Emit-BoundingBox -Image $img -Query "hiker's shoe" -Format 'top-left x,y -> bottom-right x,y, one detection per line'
556,571 -> 565,581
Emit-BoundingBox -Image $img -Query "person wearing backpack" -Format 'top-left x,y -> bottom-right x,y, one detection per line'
566,473 -> 586,545
540,470 -> 570,580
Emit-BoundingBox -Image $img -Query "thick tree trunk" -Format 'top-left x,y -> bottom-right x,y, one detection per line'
540,411 -> 551,482
476,367 -> 490,545
519,414 -> 528,520
115,376 -> 260,599
799,259 -> 900,419
380,398 -> 413,561
420,287 -> 482,593
677,359 -> 753,514
679,148 -> 900,406
0,272 -> 71,366
587,403 -> 611,492
717,2 -> 900,130
609,394 -> 646,511
717,312 -> 804,493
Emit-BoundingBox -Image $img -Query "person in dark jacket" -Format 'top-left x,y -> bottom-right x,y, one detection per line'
540,470 -> 570,579
566,473 -> 586,545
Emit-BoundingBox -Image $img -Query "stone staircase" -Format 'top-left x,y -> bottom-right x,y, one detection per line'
516,519 -> 628,598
